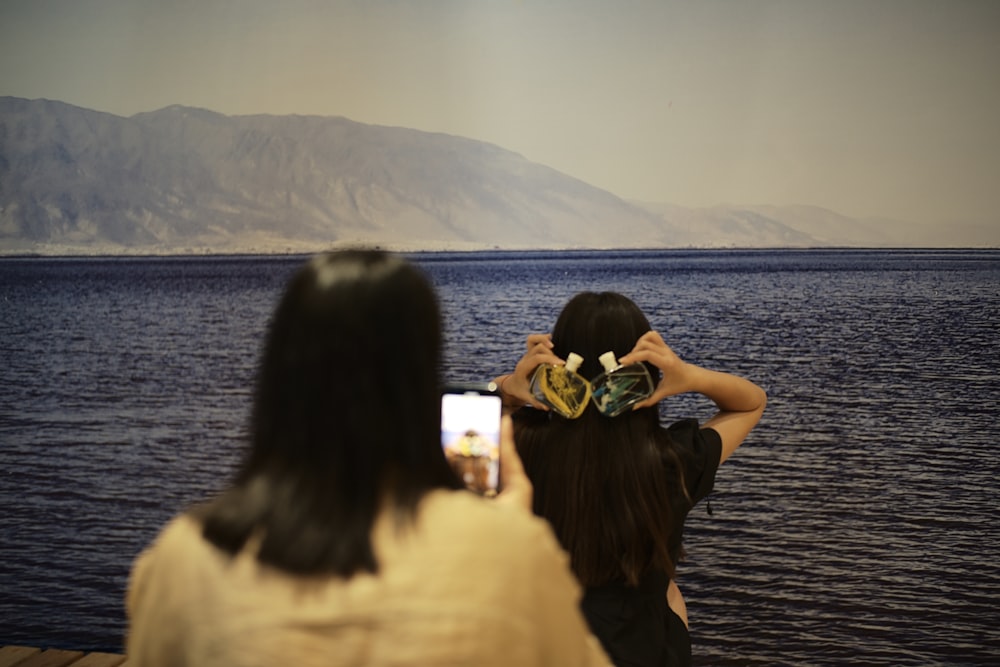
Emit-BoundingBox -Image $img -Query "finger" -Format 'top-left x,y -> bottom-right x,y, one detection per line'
525,333 -> 553,350
620,333 -> 670,366
496,415 -> 533,510
521,344 -> 564,371
644,330 -> 665,344
620,347 -> 661,366
631,387 -> 669,410
531,349 -> 565,366
498,416 -> 523,478
628,330 -> 664,350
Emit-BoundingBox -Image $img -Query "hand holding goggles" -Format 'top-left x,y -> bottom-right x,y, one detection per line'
529,351 -> 655,419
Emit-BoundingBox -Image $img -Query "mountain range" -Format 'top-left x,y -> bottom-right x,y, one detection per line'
0,96 -> 992,255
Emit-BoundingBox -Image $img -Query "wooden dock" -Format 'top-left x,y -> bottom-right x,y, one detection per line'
0,646 -> 127,667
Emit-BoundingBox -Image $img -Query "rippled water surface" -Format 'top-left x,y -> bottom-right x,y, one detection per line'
2,249 -> 998,665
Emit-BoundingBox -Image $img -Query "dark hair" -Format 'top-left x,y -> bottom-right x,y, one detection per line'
549,291 -> 660,383
198,250 -> 460,577
514,292 -> 683,586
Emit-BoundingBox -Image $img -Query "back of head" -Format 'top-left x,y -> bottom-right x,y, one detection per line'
252,250 -> 446,486
550,292 -> 659,382
201,249 -> 459,577
515,291 -> 678,586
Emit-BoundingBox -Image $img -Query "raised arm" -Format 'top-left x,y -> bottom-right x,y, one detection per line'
620,331 -> 766,463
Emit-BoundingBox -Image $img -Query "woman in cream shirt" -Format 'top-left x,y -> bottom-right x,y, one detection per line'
126,250 -> 610,667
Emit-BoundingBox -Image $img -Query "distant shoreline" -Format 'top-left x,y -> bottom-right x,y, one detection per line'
2,246 -> 997,261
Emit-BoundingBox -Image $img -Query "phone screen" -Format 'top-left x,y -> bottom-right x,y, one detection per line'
441,391 -> 502,496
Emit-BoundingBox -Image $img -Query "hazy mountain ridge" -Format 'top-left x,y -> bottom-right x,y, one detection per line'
0,97 -> 990,254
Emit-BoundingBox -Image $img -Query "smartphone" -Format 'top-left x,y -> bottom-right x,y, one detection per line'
441,383 -> 502,497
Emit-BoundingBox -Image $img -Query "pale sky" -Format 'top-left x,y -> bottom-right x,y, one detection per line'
1,0 -> 998,226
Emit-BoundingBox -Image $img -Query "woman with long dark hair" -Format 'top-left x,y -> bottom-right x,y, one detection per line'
126,250 -> 611,666
495,291 -> 766,667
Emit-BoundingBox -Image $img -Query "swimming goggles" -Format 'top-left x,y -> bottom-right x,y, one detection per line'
530,351 -> 656,419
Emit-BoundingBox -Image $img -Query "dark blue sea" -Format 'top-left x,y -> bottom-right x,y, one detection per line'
1,249 -> 998,666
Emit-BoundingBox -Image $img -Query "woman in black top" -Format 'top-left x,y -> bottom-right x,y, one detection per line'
495,292 -> 766,667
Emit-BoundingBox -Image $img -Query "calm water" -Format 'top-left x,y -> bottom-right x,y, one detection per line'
1,249 -> 998,666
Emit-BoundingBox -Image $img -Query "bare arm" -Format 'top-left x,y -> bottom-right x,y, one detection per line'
678,363 -> 766,463
620,331 -> 766,463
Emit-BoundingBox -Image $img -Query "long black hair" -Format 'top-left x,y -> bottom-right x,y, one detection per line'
197,250 -> 461,577
513,292 -> 684,586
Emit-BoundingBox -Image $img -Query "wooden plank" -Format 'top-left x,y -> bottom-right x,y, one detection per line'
0,646 -> 42,667
0,648 -> 127,667
70,654 -> 127,667
8,649 -> 84,667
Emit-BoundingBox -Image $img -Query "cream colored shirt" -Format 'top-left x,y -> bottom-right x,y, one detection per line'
126,489 -> 611,666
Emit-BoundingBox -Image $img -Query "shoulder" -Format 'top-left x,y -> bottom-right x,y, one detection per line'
138,513 -> 214,564
413,490 -> 572,577
419,489 -> 559,544
374,491 -> 610,667
126,514 -> 224,660
665,418 -> 722,463
128,513 -> 224,604
662,419 -> 723,503
375,490 -> 582,622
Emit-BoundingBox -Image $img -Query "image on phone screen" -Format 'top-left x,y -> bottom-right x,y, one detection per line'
441,392 -> 502,496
